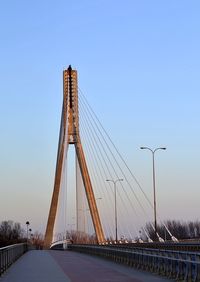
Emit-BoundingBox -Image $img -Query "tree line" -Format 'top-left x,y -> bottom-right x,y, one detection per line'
143,220 -> 200,241
1,219 -> 200,247
0,220 -> 44,248
0,220 -> 25,247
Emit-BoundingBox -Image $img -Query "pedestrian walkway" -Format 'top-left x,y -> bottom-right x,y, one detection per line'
0,250 -> 172,282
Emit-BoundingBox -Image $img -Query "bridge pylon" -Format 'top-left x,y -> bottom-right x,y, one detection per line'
44,66 -> 105,249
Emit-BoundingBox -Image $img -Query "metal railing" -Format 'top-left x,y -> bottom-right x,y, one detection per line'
0,243 -> 28,276
107,244 -> 200,261
106,242 -> 200,252
69,244 -> 200,281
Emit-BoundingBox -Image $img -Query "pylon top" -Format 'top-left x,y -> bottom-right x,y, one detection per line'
68,65 -> 72,71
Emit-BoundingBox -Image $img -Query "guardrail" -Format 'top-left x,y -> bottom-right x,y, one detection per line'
108,245 -> 200,261
0,243 -> 28,276
110,242 -> 200,252
69,244 -> 200,281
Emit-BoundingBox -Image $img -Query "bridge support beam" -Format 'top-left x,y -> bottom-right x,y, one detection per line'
75,141 -> 105,243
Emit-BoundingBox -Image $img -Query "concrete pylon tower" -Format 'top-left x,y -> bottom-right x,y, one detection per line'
44,66 -> 105,248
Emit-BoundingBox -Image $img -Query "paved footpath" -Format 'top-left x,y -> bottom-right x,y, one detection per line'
0,250 -> 172,282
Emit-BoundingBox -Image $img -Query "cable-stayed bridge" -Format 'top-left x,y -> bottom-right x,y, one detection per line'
1,66 -> 200,282
43,65 -> 177,249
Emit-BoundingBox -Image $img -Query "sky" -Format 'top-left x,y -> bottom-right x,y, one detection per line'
0,1 -> 200,235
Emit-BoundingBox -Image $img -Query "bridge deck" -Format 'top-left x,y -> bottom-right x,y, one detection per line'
0,250 -> 171,282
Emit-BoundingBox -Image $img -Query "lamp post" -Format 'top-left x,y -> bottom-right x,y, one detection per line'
140,146 -> 166,240
26,221 -> 30,243
29,228 -> 32,240
106,178 -> 123,242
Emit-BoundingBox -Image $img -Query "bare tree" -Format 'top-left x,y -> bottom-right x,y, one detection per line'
0,220 -> 24,247
31,232 -> 44,249
65,230 -> 97,244
143,220 -> 200,241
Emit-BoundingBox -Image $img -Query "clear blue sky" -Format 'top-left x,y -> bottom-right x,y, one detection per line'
0,1 -> 200,234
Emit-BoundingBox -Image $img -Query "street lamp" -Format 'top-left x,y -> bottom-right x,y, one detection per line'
29,228 -> 32,240
106,178 -> 123,242
26,221 -> 30,243
140,146 -> 166,240
29,229 -> 33,243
